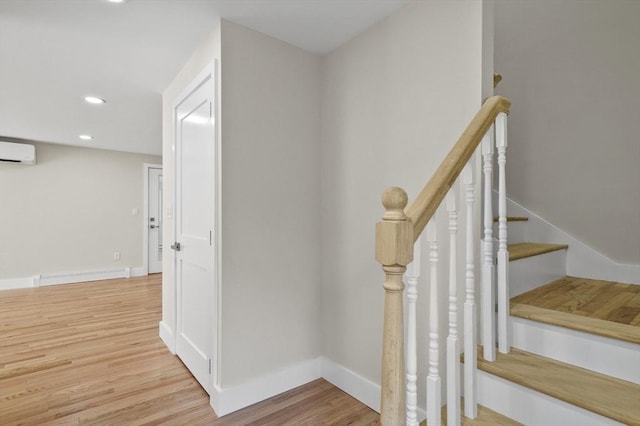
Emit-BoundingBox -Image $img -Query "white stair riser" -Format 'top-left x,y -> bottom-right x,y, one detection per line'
511,317 -> 640,384
509,250 -> 566,297
476,370 -> 626,426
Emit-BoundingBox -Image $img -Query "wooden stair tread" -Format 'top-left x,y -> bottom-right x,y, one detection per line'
472,347 -> 640,425
419,401 -> 522,425
508,242 -> 568,261
493,216 -> 528,222
510,276 -> 640,343
510,302 -> 640,344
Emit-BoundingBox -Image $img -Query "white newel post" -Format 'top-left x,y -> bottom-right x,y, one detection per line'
446,188 -> 461,426
496,113 -> 510,354
481,129 -> 496,362
426,218 -> 441,426
405,240 -> 421,426
462,160 -> 477,419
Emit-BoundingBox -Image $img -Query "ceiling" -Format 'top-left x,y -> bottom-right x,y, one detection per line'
0,0 -> 409,156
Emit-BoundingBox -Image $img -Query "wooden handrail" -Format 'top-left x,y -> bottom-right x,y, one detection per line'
376,96 -> 511,425
406,96 -> 510,241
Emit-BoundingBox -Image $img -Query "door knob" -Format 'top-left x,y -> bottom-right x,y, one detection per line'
149,224 -> 158,229
171,242 -> 181,251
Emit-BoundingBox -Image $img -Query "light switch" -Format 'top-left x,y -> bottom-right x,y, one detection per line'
132,208 -> 139,216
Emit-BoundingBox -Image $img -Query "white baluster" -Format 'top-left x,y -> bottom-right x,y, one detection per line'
446,187 -> 460,426
496,112 -> 510,354
426,218 -> 441,426
481,129 -> 496,362
462,160 -> 477,419
405,239 -> 421,426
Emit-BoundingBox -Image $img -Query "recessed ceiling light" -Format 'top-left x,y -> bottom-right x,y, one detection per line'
79,135 -> 94,141
85,96 -> 106,104
108,0 -> 126,3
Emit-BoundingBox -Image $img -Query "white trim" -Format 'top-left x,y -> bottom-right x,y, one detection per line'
0,276 -> 36,290
321,357 -> 426,422
0,267 -> 145,290
477,370 -> 625,425
40,268 -> 127,286
321,357 -> 381,413
159,321 -> 176,354
143,163 -> 163,276
203,356 -> 428,422
130,266 -> 147,277
505,195 -> 640,284
213,58 -> 223,400
210,357 -> 322,417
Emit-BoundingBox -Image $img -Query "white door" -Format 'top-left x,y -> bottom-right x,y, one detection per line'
173,69 -> 215,393
148,167 -> 163,274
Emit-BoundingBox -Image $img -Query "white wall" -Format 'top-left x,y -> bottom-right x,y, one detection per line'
162,1 -> 490,415
495,0 -> 640,266
0,141 -> 161,281
320,0 -> 484,401
218,20 -> 321,388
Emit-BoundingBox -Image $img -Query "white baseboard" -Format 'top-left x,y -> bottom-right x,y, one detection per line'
158,321 -> 175,354
0,266 -> 146,290
211,357 -> 322,417
209,357 -> 413,420
321,357 -> 426,421
321,357 -> 381,413
173,353 -> 423,421
477,370 -> 625,426
130,266 -> 147,277
39,267 -> 127,286
0,276 -> 36,290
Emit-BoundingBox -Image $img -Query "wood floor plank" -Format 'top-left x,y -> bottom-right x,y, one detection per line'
0,275 -> 384,425
555,278 -> 614,312
507,276 -> 575,306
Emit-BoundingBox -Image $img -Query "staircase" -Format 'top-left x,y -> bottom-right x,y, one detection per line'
470,215 -> 640,425
374,96 -> 640,425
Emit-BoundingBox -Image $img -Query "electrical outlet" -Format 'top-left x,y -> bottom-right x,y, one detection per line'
113,251 -> 120,261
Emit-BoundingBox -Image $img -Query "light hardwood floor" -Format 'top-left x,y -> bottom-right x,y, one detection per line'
0,275 -> 379,425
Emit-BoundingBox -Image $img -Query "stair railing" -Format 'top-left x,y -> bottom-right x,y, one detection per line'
375,95 -> 511,426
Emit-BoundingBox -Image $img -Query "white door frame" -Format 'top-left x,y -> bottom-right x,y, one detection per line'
171,60 -> 220,393
143,162 -> 163,276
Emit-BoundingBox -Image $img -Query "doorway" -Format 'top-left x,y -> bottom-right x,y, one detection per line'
144,163 -> 163,275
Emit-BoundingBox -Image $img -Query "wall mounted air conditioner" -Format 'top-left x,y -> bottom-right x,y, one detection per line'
0,141 -> 36,165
